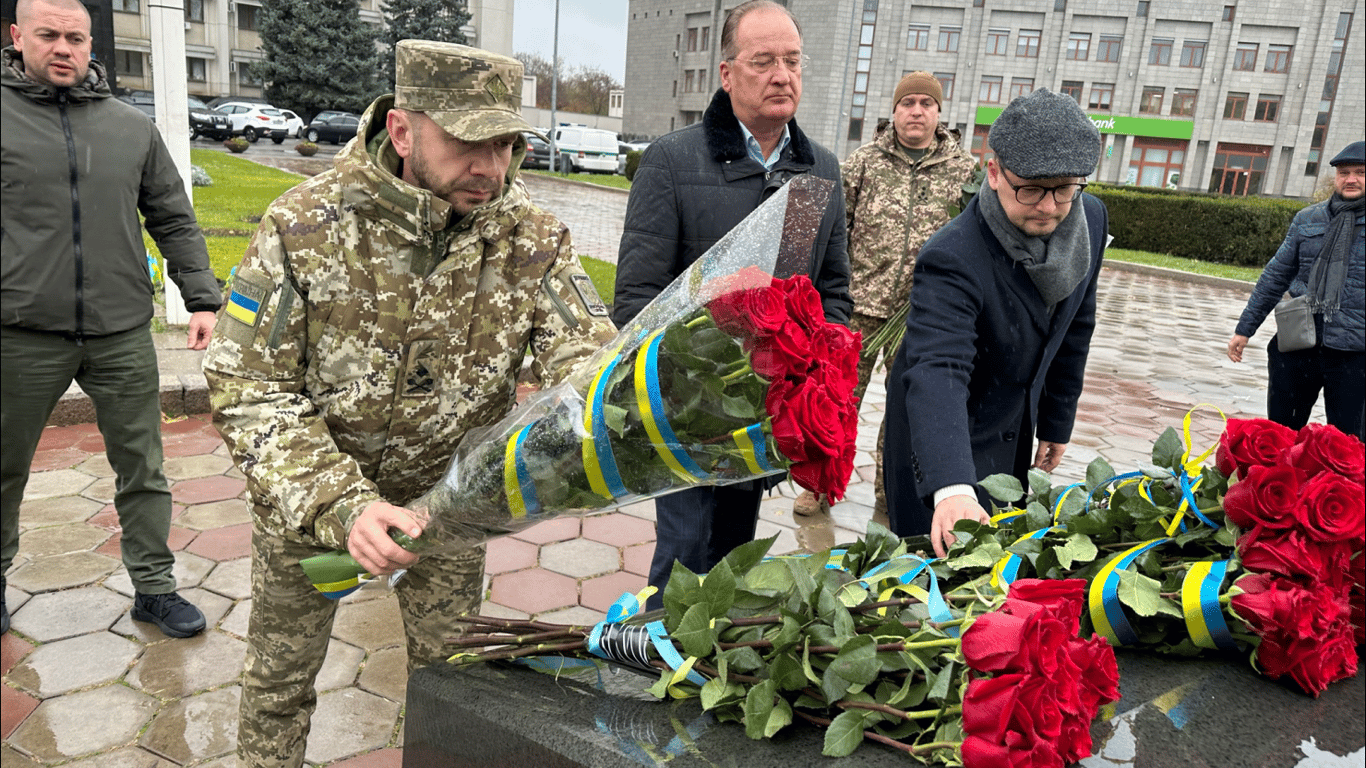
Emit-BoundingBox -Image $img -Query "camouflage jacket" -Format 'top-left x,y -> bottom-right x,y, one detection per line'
204,95 -> 616,550
841,125 -> 977,319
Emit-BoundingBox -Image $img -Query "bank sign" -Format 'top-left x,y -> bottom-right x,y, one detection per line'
974,107 -> 1195,140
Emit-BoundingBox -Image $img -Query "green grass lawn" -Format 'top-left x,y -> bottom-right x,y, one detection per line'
1106,248 -> 1262,283
523,169 -> 632,191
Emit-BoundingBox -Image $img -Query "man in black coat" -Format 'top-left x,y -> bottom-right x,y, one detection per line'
614,0 -> 851,607
883,89 -> 1108,557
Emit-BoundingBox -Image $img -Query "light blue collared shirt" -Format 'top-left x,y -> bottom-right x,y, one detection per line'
738,122 -> 791,169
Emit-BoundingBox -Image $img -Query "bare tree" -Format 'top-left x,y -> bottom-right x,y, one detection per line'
515,53 -> 620,116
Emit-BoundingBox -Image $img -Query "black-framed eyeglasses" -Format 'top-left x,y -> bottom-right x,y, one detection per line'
725,54 -> 810,73
1003,179 -> 1087,205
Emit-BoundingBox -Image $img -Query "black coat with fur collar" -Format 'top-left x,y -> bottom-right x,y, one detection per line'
613,89 -> 851,327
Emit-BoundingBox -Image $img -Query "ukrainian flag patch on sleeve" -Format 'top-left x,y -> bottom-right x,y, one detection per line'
222,269 -> 274,345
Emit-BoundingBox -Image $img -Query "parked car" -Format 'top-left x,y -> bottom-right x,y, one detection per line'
205,94 -> 270,111
216,101 -> 289,143
278,109 -> 306,138
310,109 -> 349,124
551,125 -> 619,173
115,94 -> 232,141
524,135 -> 552,169
304,112 -> 361,145
616,141 -> 650,175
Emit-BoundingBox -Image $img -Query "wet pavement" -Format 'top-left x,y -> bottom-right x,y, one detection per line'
1,174 -> 1339,767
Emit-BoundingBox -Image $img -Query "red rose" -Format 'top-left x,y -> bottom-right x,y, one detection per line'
1299,471 -> 1366,544
961,674 -> 1064,768
1238,530 -> 1342,583
1288,423 -> 1366,480
749,319 -> 813,380
708,286 -> 789,340
1004,578 -> 1086,629
775,274 -> 826,330
810,324 -> 862,394
1216,418 -> 1297,479
1222,464 -> 1306,531
1069,635 -> 1121,715
962,610 -> 1034,673
1255,631 -> 1359,698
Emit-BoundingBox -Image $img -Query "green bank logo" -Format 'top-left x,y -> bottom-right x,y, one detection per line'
975,107 -> 1194,140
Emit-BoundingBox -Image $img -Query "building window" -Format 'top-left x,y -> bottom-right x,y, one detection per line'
1060,80 -> 1083,104
1130,138 -> 1187,188
1009,78 -> 1034,101
1055,0 -> 1066,10
1254,94 -> 1281,122
1233,42 -> 1257,71
684,69 -> 695,92
238,60 -> 263,86
986,28 -> 1010,55
114,49 -> 144,78
237,3 -> 261,31
185,0 -> 203,23
1089,82 -> 1114,110
1223,91 -> 1248,119
1137,1 -> 1149,16
907,24 -> 930,50
687,27 -> 698,51
187,57 -> 207,82
1210,143 -> 1269,196
848,118 -> 864,141
113,0 -> 139,12
971,125 -> 995,165
935,72 -> 956,100
979,76 -> 1003,103
1097,35 -> 1122,62
1017,29 -> 1041,58
1149,38 -> 1173,65
1170,88 -> 1198,116
939,26 -> 961,52
1223,5 -> 1235,21
1265,44 -> 1292,73
973,0 -> 984,8
1139,86 -> 1164,113
1180,40 -> 1206,68
1067,32 -> 1091,60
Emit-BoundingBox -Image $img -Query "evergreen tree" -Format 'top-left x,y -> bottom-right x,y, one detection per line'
379,0 -> 471,90
253,0 -> 382,122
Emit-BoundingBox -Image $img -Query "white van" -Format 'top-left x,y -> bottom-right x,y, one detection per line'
551,125 -> 619,173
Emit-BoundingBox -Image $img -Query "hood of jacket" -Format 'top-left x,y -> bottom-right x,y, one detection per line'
329,93 -> 534,241
1,45 -> 111,105
701,88 -> 816,167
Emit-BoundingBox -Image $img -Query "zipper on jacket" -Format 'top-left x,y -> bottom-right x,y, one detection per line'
58,91 -> 85,345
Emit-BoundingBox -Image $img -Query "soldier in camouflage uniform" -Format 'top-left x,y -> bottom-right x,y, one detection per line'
203,41 -> 616,768
797,72 -> 976,521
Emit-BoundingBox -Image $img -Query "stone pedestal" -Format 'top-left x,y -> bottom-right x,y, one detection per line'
404,650 -> 1365,767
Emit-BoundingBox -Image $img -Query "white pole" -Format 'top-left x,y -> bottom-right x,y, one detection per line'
149,0 -> 192,325
549,0 -> 559,172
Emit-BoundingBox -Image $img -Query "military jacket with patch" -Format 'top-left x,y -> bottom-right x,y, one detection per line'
841,125 -> 977,319
204,98 -> 616,550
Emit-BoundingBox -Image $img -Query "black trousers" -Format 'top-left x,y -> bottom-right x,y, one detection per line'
1266,336 -> 1365,441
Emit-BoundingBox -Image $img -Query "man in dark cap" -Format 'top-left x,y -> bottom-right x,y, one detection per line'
882,89 -> 1109,556
1227,140 -> 1364,439
204,40 -> 615,766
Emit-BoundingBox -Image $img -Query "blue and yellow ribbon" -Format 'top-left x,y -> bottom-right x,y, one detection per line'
504,424 -> 540,519
582,354 -> 629,501
1181,560 -> 1239,652
635,329 -> 709,482
731,423 -> 776,475
1090,537 -> 1171,646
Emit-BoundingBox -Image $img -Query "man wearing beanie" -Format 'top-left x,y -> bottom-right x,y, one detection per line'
1227,140 -> 1364,439
882,89 -> 1109,556
818,71 -> 977,524
204,40 -> 616,766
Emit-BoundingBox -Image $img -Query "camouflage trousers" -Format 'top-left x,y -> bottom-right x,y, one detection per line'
237,526 -> 483,768
849,311 -> 893,522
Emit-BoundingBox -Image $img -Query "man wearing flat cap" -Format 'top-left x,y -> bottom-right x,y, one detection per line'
1228,140 -> 1364,439
882,89 -> 1109,556
205,40 -> 615,767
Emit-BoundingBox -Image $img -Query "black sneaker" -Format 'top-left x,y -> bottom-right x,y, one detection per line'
131,592 -> 206,638
1,591 -> 9,635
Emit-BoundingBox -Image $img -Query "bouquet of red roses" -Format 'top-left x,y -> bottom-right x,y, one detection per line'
1217,419 -> 1365,694
446,529 -> 1119,767
300,177 -> 862,597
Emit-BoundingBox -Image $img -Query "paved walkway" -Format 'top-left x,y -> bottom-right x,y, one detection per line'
2,176 -> 1316,767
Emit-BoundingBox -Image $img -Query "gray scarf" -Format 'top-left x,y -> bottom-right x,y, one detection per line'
979,185 -> 1091,307
1307,193 -> 1364,321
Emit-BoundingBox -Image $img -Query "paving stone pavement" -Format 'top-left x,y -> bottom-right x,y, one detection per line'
3,175 -> 1322,767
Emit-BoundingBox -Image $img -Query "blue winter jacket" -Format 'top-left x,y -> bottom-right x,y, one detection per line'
1234,198 -> 1365,352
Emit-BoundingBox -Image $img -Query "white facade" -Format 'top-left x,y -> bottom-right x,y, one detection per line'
624,0 -> 1365,199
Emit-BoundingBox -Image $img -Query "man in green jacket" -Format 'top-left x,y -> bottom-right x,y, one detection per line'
1,0 -> 221,637
795,72 -> 976,522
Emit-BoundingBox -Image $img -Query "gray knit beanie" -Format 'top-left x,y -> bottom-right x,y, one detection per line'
988,89 -> 1101,179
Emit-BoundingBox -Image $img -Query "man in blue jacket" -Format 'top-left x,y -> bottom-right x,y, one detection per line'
614,0 -> 851,606
883,89 -> 1107,557
1228,141 -> 1364,440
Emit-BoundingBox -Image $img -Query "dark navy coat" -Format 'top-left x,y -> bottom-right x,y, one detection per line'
883,193 -> 1108,535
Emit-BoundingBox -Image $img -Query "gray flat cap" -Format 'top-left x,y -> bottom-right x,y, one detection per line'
989,89 -> 1101,179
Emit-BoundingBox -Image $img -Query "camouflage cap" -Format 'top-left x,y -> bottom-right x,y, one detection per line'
394,40 -> 545,142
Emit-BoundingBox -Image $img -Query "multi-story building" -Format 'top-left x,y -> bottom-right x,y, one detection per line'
0,0 -> 514,109
624,0 -> 1364,199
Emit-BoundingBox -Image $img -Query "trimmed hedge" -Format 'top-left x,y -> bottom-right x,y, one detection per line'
1088,184 -> 1308,267
624,150 -> 643,182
